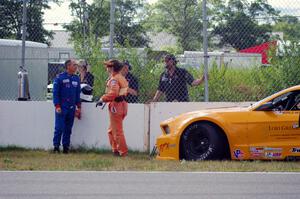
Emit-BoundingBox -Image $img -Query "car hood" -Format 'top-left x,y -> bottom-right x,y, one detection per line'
161,106 -> 249,124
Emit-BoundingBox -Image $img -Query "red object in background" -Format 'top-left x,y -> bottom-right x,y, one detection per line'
239,41 -> 277,64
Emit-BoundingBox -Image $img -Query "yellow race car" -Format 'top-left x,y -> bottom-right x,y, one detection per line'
156,85 -> 300,161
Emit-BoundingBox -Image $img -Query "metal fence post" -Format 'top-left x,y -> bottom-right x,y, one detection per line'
82,0 -> 87,53
21,0 -> 27,69
18,0 -> 30,101
109,0 -> 115,58
202,0 -> 209,102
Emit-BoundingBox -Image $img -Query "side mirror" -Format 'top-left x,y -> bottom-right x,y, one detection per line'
255,102 -> 275,111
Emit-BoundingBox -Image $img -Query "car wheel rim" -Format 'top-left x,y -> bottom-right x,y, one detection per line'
188,132 -> 209,156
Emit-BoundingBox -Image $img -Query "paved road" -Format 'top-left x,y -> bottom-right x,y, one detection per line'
0,171 -> 299,199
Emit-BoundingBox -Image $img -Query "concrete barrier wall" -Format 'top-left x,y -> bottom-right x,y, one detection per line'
0,101 -> 252,152
0,101 -> 148,151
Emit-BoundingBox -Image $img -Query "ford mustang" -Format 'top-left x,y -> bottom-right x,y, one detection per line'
156,85 -> 300,161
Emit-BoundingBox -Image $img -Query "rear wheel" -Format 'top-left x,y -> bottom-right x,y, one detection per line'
180,122 -> 226,160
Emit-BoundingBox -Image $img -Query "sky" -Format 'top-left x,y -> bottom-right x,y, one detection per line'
44,0 -> 158,30
44,0 -> 300,30
268,0 -> 300,15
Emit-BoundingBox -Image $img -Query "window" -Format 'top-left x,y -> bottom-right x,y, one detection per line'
271,91 -> 300,111
59,52 -> 70,61
289,93 -> 300,110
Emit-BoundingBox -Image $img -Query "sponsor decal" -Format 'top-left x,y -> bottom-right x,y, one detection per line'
264,147 -> 282,151
250,147 -> 264,158
62,79 -> 70,83
291,147 -> 300,153
250,147 -> 284,158
265,152 -> 282,158
250,147 -> 264,153
110,79 -> 117,86
264,147 -> 282,158
233,149 -> 244,159
251,153 -> 264,158
159,143 -> 169,152
268,125 -> 300,139
72,81 -> 78,87
269,125 -> 294,131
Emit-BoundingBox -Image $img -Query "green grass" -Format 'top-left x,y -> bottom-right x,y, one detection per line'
1,148 -> 300,171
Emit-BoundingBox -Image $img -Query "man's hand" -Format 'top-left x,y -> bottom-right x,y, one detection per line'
151,90 -> 163,103
96,99 -> 104,107
127,88 -> 138,96
75,108 -> 81,120
192,74 -> 208,86
145,99 -> 155,104
55,107 -> 62,114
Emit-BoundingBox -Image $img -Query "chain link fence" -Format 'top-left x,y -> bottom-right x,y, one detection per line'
1,0 -> 300,102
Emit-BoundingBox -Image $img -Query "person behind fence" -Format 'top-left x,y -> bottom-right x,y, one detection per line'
52,59 -> 81,154
96,59 -> 129,157
152,54 -> 205,102
78,60 -> 94,102
78,59 -> 94,87
121,60 -> 139,103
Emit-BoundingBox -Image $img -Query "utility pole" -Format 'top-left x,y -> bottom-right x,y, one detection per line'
202,0 -> 209,102
109,0 -> 115,58
21,0 -> 27,69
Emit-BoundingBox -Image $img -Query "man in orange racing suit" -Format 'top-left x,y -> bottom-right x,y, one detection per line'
96,59 -> 129,157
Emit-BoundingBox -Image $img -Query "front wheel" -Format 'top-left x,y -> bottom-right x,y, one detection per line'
180,122 -> 226,160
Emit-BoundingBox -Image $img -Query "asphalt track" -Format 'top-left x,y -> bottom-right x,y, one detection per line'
0,171 -> 299,199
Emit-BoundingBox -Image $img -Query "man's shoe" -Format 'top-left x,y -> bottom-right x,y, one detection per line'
53,146 -> 60,153
63,147 -> 69,154
120,152 -> 128,157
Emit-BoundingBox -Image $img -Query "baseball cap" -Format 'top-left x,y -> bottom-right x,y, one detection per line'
165,54 -> 177,62
123,60 -> 132,70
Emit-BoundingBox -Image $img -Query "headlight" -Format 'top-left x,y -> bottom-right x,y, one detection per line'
162,125 -> 170,135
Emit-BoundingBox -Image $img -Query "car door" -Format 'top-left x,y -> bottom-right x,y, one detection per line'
247,91 -> 300,159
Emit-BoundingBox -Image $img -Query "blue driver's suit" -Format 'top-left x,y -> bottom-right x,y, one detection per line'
53,72 -> 81,148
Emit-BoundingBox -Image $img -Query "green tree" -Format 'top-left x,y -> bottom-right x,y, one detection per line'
145,0 -> 203,51
65,0 -> 149,49
114,0 -> 149,47
212,0 -> 279,50
0,0 -> 59,45
64,0 -> 110,45
272,15 -> 300,42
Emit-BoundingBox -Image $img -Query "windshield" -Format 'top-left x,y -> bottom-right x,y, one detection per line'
248,89 -> 287,110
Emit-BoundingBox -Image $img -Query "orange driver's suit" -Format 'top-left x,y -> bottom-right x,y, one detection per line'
101,73 -> 129,156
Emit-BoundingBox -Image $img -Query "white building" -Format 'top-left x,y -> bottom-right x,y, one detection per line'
179,51 -> 262,68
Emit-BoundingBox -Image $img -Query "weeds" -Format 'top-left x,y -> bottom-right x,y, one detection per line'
1,148 -> 300,171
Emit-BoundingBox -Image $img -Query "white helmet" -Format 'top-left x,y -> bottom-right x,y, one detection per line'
46,83 -> 53,100
80,83 -> 93,102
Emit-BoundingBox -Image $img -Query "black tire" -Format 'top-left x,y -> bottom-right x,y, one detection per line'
181,122 -> 225,160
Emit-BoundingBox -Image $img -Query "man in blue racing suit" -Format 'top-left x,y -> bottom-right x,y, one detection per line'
52,59 -> 81,154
